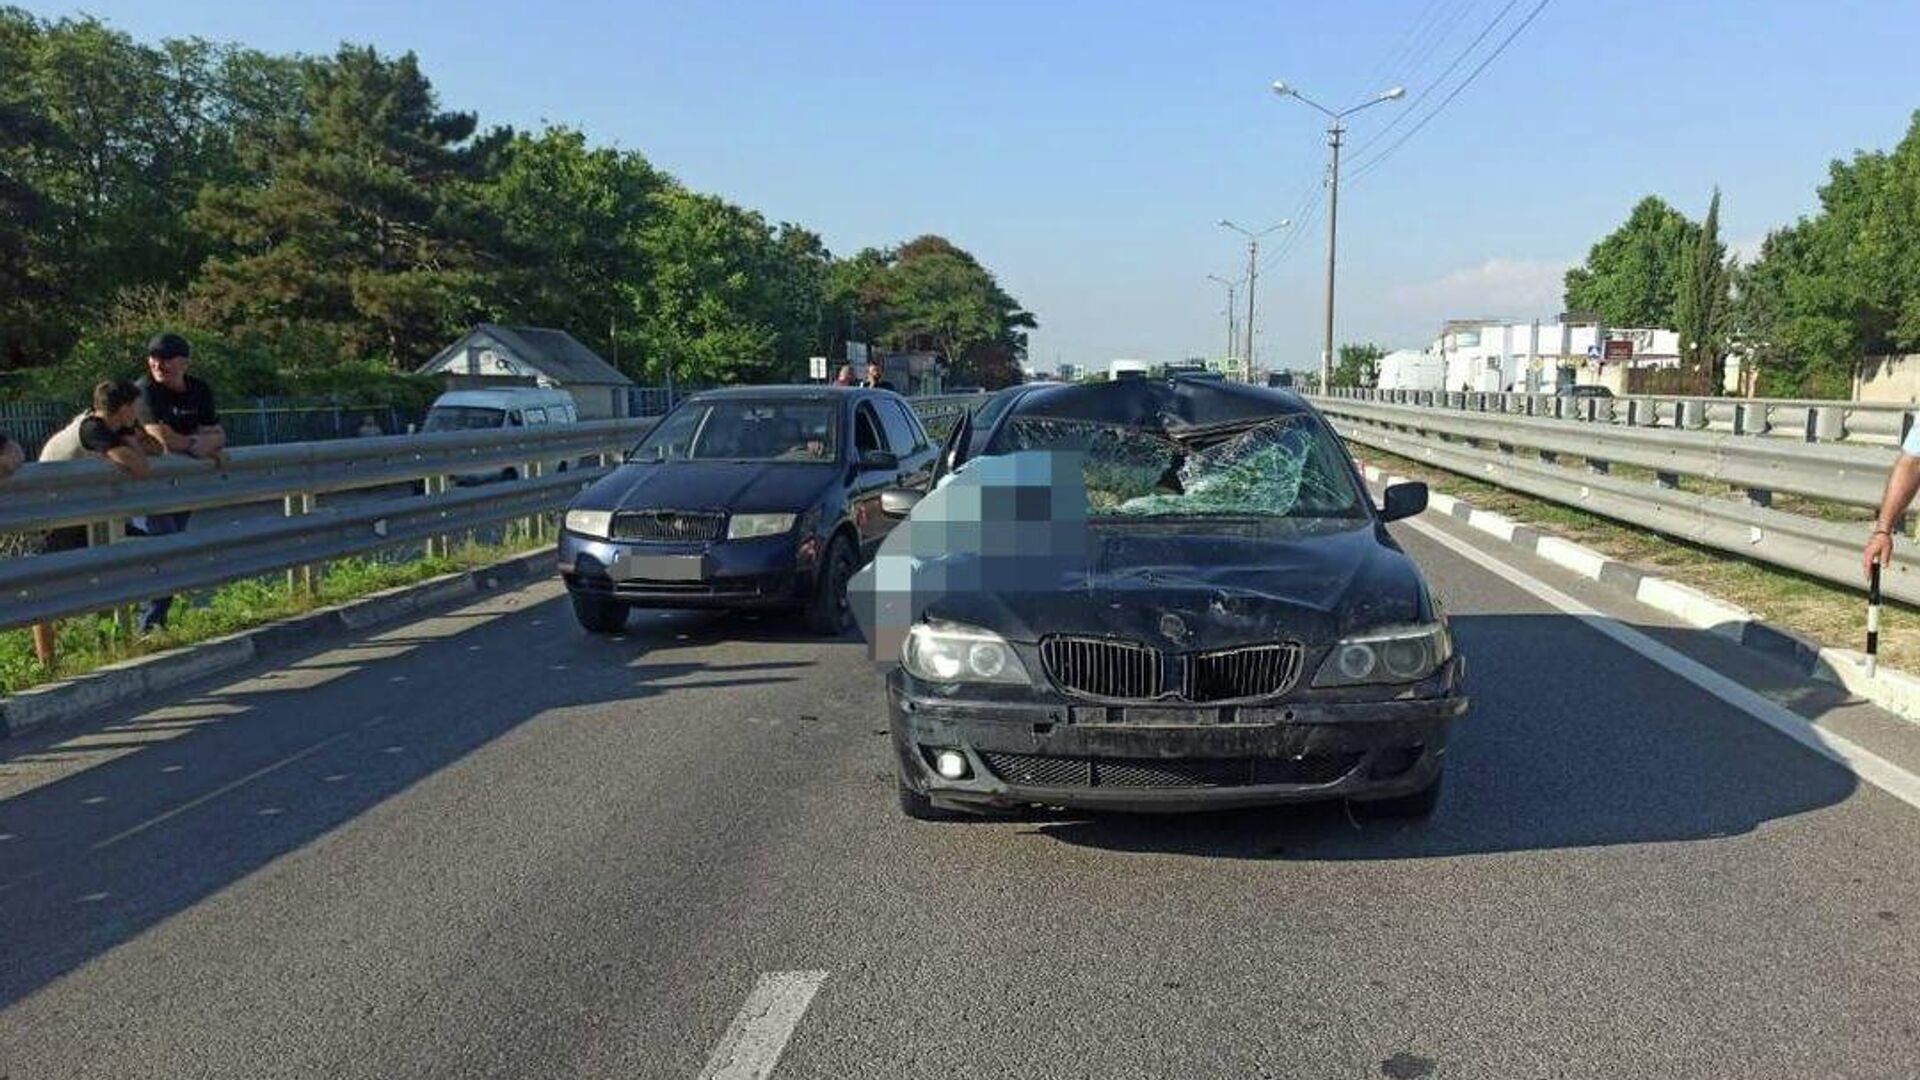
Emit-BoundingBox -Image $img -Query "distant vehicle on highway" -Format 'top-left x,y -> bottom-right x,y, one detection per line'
1556,384 -> 1614,398
557,386 -> 936,635
855,377 -> 1467,821
1266,371 -> 1295,389
423,387 -> 579,484
1109,359 -> 1152,380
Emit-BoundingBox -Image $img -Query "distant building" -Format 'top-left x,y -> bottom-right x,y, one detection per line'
417,324 -> 636,419
1431,318 -> 1680,394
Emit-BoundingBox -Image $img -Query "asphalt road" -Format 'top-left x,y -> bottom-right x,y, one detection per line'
1,508 -> 1917,1079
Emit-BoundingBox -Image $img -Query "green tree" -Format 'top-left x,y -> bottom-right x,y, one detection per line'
869,236 -> 1035,388
477,127 -> 666,371
191,44 -> 496,369
1563,196 -> 1700,327
1332,342 -> 1383,388
1673,188 -> 1731,394
1734,110 -> 1920,396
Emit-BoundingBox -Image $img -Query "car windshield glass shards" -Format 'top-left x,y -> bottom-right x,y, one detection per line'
998,413 -> 1364,519
632,401 -> 839,463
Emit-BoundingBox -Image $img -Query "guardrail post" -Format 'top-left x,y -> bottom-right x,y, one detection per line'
1586,458 -> 1611,475
1805,406 -> 1844,443
1745,486 -> 1773,508
1656,471 -> 1681,489
1538,450 -> 1558,465
283,492 -> 315,594
526,460 -> 546,544
423,474 -> 450,559
1734,403 -> 1769,437
1678,401 -> 1707,430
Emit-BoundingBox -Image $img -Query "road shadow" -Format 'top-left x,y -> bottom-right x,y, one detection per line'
1019,611 -> 1862,861
0,590 -> 837,1008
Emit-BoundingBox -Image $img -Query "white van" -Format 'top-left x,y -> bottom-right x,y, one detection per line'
423,387 -> 579,432
422,387 -> 581,484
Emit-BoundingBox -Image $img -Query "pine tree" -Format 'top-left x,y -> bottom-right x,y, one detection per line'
1674,189 -> 1729,394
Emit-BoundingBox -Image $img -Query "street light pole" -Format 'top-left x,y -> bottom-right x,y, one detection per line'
1207,274 -> 1239,364
1271,80 -> 1404,391
1218,219 -> 1289,383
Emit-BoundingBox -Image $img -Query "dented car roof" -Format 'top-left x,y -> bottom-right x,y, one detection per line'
990,376 -> 1314,436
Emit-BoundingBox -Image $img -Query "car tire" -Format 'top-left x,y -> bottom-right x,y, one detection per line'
896,774 -> 969,821
803,532 -> 856,636
1356,770 -> 1443,819
571,592 -> 629,634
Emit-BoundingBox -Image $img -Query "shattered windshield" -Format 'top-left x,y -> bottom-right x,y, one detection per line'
997,414 -> 1364,519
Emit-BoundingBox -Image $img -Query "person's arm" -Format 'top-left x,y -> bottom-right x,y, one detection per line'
1864,454 -> 1920,578
142,420 -> 194,454
190,423 -> 227,457
104,443 -> 151,479
0,434 -> 21,480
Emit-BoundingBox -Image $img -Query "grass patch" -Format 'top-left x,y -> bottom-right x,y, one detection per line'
1356,444 -> 1920,671
0,526 -> 548,696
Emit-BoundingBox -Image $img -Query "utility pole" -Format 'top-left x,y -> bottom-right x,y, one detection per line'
1321,122 -> 1341,393
1271,80 -> 1405,390
1207,274 -> 1239,365
1219,219 -> 1289,382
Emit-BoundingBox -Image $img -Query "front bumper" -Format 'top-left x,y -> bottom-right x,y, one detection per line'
557,529 -> 819,609
889,664 -> 1468,813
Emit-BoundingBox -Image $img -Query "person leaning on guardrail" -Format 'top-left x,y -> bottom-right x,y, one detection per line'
32,378 -> 159,662
0,431 -> 21,480
130,333 -> 226,634
1863,424 -> 1920,579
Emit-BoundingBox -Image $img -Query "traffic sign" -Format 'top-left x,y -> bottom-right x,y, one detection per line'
1603,339 -> 1633,361
809,356 -> 828,380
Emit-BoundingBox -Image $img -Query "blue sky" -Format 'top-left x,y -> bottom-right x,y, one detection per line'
29,0 -> 1920,372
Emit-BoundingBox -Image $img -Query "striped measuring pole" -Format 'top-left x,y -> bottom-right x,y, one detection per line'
1867,560 -> 1883,677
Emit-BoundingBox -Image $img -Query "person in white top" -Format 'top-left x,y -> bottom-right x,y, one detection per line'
1864,423 -> 1920,578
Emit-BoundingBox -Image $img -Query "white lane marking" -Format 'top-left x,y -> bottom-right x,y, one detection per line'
696,971 -> 829,1080
1406,514 -> 1920,814
91,731 -> 355,851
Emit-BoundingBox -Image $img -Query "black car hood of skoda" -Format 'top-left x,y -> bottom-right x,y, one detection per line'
923,520 -> 1427,649
577,459 -> 834,515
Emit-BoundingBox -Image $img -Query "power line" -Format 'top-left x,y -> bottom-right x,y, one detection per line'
1395,0 -> 1487,87
1348,0 -> 1554,184
1365,0 -> 1452,89
1349,0 -> 1521,162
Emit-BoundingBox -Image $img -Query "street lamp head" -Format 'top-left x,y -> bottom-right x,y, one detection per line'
1379,85 -> 1406,101
1217,218 -> 1234,228
1271,81 -> 1293,97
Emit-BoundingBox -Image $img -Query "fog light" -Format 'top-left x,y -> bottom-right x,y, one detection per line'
934,749 -> 970,780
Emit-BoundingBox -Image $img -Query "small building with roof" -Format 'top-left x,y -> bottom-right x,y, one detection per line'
417,324 -> 636,418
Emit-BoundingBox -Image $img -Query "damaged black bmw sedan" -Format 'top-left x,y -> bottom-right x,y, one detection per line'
850,377 -> 1467,820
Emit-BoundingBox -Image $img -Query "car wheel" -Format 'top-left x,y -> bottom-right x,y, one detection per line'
1356,770 -> 1443,820
571,592 -> 629,634
896,774 -> 970,821
804,532 -> 856,636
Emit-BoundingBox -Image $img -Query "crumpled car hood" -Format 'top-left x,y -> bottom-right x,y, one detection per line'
920,523 -> 1422,648
849,449 -> 1430,665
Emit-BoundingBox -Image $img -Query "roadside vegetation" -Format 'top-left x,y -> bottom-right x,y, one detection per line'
1356,445 -> 1920,672
0,533 -> 547,696
0,11 -> 1035,404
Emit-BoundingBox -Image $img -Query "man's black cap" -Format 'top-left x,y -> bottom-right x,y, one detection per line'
146,333 -> 191,360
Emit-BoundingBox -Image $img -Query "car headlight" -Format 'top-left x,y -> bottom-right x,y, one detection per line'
564,509 -> 613,538
1312,623 -> 1452,687
727,512 -> 798,540
903,621 -> 1031,685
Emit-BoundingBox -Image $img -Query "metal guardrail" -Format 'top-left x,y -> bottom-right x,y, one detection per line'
0,393 -> 986,636
1326,386 -> 1919,447
1312,395 -> 1918,605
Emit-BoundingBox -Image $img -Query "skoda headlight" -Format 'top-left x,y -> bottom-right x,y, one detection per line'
564,509 -> 613,538
727,512 -> 797,540
903,621 -> 1031,685
1312,623 -> 1452,688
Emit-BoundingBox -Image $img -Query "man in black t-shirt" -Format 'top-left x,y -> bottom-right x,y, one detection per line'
130,333 -> 225,632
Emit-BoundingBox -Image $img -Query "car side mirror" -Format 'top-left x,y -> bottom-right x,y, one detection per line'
859,448 -> 899,471
880,488 -> 923,518
1379,481 -> 1428,523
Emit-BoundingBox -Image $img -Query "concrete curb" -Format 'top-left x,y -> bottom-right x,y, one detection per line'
1360,462 -> 1920,722
0,548 -> 553,739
